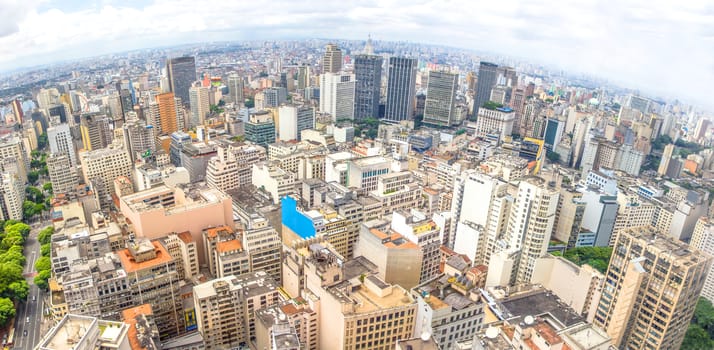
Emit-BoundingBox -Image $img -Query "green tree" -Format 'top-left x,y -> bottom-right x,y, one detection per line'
26,186 -> 44,203
682,324 -> 714,349
1,231 -> 24,250
43,182 -> 53,195
34,270 -> 51,290
547,151 -> 561,164
41,243 -> 51,257
23,200 -> 38,219
0,250 -> 26,266
34,256 -> 51,272
0,298 -> 15,326
38,226 -> 54,245
245,98 -> 255,108
5,222 -> 30,238
28,170 -> 39,184
7,281 -> 28,300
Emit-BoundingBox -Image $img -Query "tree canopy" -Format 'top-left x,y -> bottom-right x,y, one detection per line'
552,246 -> 612,273
683,298 -> 714,349
0,298 -> 15,326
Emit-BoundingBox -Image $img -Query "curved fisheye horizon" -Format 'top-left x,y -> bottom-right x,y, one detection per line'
0,0 -> 713,109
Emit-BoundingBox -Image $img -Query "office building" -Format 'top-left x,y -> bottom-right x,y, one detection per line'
263,87 -> 288,108
166,56 -> 197,104
119,184 -> 233,265
118,240 -> 185,339
47,123 -> 77,168
245,110 -> 276,146
169,131 -> 191,166
593,226 -> 712,349
473,62 -> 498,117
227,73 -> 244,106
353,54 -> 383,121
690,217 -> 714,304
322,44 -> 342,73
255,299 -> 318,350
252,161 -> 296,204
160,232 -> 199,280
79,114 -> 113,151
384,57 -> 417,122
156,92 -> 179,135
297,65 -> 311,90
356,221 -> 423,289
411,261 -> 486,349
423,70 -> 459,127
47,153 -> 79,196
189,85 -> 210,127
277,105 -> 315,141
319,72 -> 356,121
194,272 -> 280,350
658,143 -> 675,176
289,244 -> 417,350
122,119 -> 156,162
474,105 -> 515,141
79,146 -> 133,208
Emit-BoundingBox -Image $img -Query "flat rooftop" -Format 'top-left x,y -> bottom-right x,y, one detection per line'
498,289 -> 584,328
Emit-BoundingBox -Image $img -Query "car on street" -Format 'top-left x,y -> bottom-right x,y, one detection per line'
26,317 -> 30,323
23,330 -> 27,337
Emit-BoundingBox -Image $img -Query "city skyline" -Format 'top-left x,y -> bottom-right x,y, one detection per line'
0,1 -> 712,109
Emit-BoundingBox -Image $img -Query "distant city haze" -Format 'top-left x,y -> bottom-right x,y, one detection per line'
0,0 -> 712,109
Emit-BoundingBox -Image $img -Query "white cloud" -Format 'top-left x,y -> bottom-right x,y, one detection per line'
0,0 -> 712,108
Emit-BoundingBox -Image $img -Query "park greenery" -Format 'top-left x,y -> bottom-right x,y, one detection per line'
551,246 -> 613,273
0,221 -> 32,326
482,100 -> 504,110
683,298 -> 714,349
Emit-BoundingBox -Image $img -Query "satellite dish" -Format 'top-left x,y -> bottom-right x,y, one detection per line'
420,331 -> 431,341
485,327 -> 499,339
524,315 -> 535,325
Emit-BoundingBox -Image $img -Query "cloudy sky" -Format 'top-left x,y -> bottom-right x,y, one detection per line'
1,0 -> 713,108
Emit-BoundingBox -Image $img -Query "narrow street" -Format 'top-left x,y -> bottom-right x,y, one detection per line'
13,221 -> 46,350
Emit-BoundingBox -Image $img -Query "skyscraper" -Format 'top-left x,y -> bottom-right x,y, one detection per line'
319,72 -> 356,122
156,92 -> 179,135
322,44 -> 342,73
189,85 -> 210,128
353,54 -> 383,121
226,73 -> 244,107
166,56 -> 197,105
423,70 -> 458,127
297,65 -> 311,90
384,57 -> 417,122
593,226 -> 712,349
473,62 -> 498,118
10,99 -> 23,124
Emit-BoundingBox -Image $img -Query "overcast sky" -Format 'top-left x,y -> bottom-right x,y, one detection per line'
1,0 -> 713,109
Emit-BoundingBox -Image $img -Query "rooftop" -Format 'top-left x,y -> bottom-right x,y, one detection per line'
216,239 -> 243,253
368,228 -> 420,250
396,335 -> 441,350
497,288 -> 584,329
118,241 -> 174,274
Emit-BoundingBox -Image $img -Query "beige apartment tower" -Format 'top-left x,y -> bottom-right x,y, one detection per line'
593,226 -> 712,349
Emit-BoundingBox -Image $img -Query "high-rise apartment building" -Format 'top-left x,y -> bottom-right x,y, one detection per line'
384,57 -> 417,122
166,56 -> 197,105
473,62 -> 498,118
319,72 -> 356,121
505,176 -> 560,285
593,226 -> 712,350
691,217 -> 714,304
156,92 -> 179,135
79,114 -> 113,151
353,54 -> 383,121
322,44 -> 342,73
0,173 -> 24,221
227,73 -> 244,106
47,122 -> 77,168
47,153 -> 79,196
423,70 -> 459,127
189,85 -> 210,128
